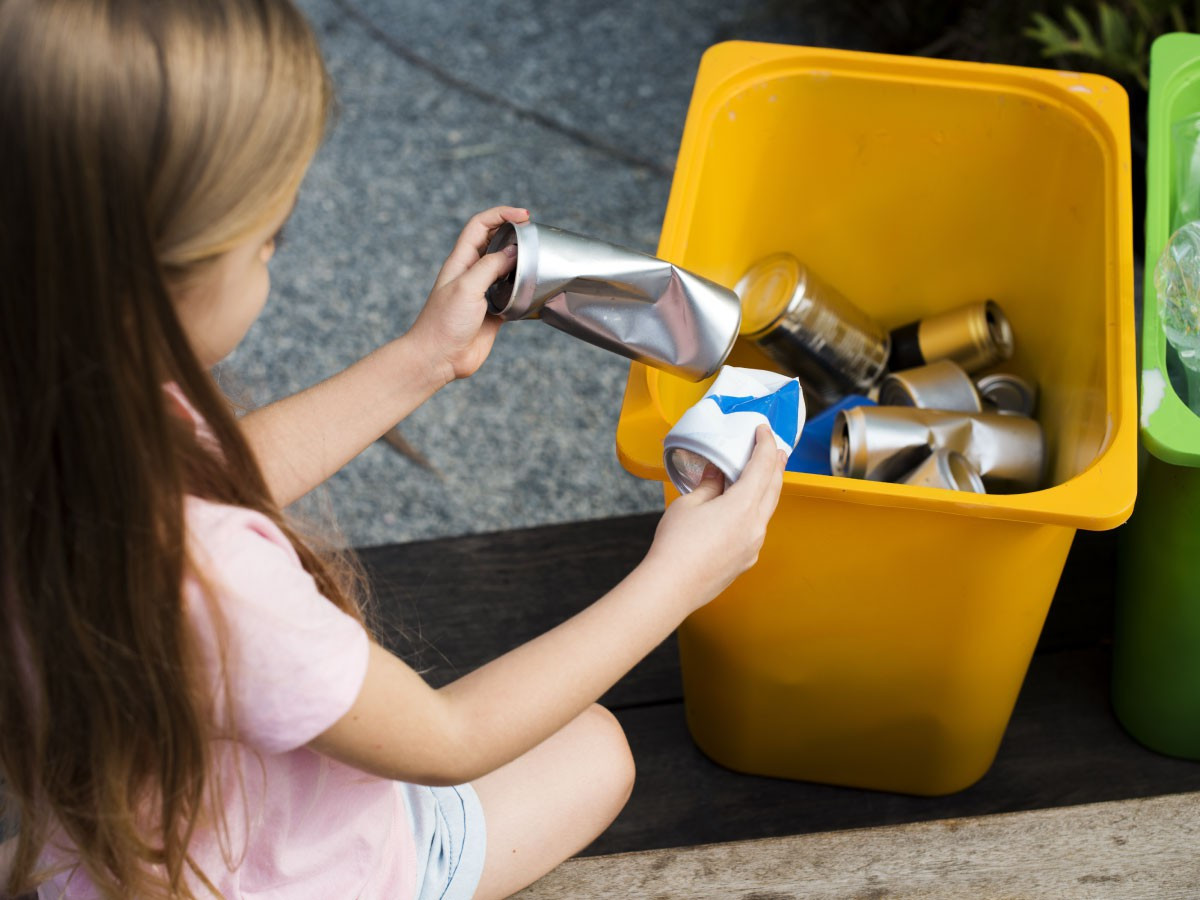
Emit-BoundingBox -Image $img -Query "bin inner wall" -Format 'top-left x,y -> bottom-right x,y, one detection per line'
657,66 -> 1113,491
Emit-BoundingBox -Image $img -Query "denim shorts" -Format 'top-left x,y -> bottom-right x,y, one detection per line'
400,782 -> 487,900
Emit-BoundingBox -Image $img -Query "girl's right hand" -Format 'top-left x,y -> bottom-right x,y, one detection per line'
644,424 -> 787,613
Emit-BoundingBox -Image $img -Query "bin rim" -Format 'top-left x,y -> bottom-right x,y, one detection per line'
1141,32 -> 1200,469
616,41 -> 1138,532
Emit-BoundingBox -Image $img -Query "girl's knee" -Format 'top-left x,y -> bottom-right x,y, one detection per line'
577,704 -> 635,812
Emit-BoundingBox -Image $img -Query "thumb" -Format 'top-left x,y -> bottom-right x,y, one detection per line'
687,463 -> 725,502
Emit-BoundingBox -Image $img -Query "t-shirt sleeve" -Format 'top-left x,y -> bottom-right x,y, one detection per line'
185,502 -> 370,755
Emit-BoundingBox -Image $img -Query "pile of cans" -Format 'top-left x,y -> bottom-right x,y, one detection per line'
736,254 -> 1044,494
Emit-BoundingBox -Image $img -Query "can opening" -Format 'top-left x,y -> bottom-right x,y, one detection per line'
831,415 -> 850,476
484,222 -> 518,313
666,446 -> 713,493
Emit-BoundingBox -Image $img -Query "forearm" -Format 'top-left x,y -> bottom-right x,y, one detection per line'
312,556 -> 704,786
239,334 -> 450,506
435,559 -> 695,778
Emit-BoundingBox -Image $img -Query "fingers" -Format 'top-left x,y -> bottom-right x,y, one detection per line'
453,245 -> 518,300
686,464 -> 726,503
759,450 -> 786,520
730,425 -> 783,497
687,427 -> 784,510
716,426 -> 786,529
435,206 -> 530,288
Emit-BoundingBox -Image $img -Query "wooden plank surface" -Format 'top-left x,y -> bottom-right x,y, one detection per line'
517,791 -> 1200,899
357,513 -> 679,708
592,647 -> 1200,856
357,517 -> 1116,706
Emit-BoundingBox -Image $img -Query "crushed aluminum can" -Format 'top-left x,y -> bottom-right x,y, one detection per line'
734,253 -> 891,407
976,373 -> 1038,417
877,360 -> 982,412
830,405 -> 1044,493
484,222 -> 741,382
888,300 -> 1014,374
786,394 -> 875,476
663,366 -> 806,494
900,447 -> 986,494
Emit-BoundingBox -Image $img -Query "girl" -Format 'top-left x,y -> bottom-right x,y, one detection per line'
0,0 -> 785,897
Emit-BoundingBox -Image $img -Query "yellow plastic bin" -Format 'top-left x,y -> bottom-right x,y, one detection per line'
617,42 -> 1137,796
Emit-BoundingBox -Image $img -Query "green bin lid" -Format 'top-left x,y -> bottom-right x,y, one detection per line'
1144,33 -> 1200,467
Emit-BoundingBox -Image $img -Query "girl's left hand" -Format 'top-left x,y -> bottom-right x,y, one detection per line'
409,205 -> 530,385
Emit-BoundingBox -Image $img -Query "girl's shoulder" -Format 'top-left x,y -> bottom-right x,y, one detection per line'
184,496 -> 301,569
181,496 -> 369,754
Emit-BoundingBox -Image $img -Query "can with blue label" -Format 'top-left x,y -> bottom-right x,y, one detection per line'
663,366 -> 806,494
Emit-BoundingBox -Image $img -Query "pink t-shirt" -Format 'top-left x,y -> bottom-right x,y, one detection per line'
39,396 -> 417,898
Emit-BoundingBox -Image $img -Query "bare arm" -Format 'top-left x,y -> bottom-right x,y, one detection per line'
240,206 -> 527,507
237,334 -> 449,507
309,427 -> 786,785
314,557 -> 691,785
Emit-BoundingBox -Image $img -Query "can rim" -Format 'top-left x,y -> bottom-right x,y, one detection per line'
663,434 -> 741,494
976,373 -> 1037,416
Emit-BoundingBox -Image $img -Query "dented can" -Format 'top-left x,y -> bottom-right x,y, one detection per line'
662,366 -> 806,494
888,300 -> 1014,374
734,253 -> 891,406
831,405 -> 1044,493
484,222 -> 742,382
900,448 -> 986,494
877,360 -> 983,412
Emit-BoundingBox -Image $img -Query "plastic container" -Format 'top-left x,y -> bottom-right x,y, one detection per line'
616,42 -> 1137,795
1113,32 -> 1200,760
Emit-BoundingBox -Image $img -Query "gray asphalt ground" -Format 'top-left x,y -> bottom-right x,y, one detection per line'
220,0 -> 833,547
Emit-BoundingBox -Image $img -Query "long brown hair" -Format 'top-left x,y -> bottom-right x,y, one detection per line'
0,1 -> 361,896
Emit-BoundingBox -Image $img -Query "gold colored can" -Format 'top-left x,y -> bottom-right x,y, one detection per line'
735,253 -> 890,405
888,300 -> 1014,374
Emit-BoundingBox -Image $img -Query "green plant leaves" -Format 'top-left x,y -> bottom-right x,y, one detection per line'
1024,2 -> 1152,89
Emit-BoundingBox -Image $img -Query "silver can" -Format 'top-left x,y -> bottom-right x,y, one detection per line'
976,373 -> 1038,417
900,448 -> 986,494
661,366 -> 805,494
888,300 -> 1014,374
484,222 -> 741,382
831,405 -> 1044,493
877,360 -> 983,412
734,253 -> 890,406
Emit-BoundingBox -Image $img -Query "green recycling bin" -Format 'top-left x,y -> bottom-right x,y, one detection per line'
1114,32 -> 1200,759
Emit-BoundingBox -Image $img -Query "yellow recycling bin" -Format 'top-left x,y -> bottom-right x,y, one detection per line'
617,42 -> 1136,795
